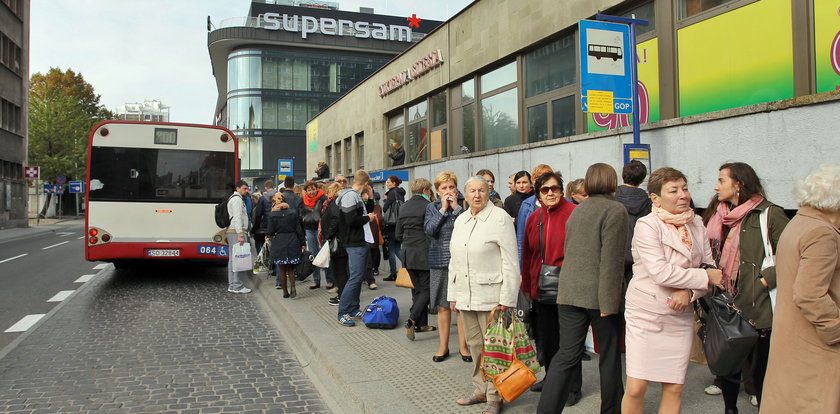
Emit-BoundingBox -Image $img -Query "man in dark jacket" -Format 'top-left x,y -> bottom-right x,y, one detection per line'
315,161 -> 330,180
335,170 -> 377,327
280,176 -> 303,217
252,180 -> 278,255
382,176 -> 406,281
388,142 -> 405,166
615,160 -> 652,284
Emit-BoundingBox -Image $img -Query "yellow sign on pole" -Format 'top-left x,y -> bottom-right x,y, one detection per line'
586,90 -> 615,113
277,174 -> 287,182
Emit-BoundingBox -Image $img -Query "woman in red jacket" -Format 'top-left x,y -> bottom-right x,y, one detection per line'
520,171 -> 582,403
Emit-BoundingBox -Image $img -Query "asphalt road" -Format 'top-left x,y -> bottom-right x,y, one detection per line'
0,220 -> 105,350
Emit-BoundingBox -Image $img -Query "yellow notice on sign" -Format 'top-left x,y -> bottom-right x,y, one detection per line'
277,174 -> 287,182
629,150 -> 649,160
586,90 -> 614,114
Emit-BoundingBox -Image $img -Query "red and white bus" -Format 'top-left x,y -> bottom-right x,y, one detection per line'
84,121 -> 239,265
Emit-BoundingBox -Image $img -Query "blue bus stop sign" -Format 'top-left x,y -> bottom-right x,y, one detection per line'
69,181 -> 84,194
579,19 -> 633,114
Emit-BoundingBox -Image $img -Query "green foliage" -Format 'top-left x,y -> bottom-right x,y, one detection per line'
29,68 -> 114,182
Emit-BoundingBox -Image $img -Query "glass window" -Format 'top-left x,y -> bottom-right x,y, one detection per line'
228,96 -> 262,131
480,62 -> 517,94
551,96 -> 576,139
408,100 -> 428,121
388,113 -> 404,130
462,103 -> 475,153
387,127 -> 404,165
88,147 -> 235,202
525,34 -> 576,98
681,0 -> 734,19
431,92 -> 447,127
462,79 -> 475,102
249,136 -> 263,170
527,104 -> 548,143
622,2 -> 655,36
407,120 -> 429,164
481,88 -> 519,150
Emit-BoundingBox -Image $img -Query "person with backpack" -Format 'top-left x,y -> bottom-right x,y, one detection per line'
382,175 -> 405,281
252,180 -> 278,258
226,180 -> 252,294
302,180 -> 328,289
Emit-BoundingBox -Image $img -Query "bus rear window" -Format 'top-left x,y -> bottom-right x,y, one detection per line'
88,147 -> 235,202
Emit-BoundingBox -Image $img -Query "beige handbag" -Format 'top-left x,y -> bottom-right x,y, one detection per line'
395,268 -> 414,288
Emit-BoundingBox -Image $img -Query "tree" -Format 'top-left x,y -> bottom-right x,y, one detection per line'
29,68 -> 115,216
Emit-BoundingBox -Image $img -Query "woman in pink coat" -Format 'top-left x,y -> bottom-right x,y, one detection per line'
621,168 -> 724,414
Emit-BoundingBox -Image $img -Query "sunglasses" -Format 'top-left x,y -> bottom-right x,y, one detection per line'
539,185 -> 562,195
336,179 -> 347,183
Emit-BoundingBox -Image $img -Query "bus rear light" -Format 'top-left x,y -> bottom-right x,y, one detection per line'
99,128 -> 109,136
155,209 -> 173,213
89,237 -> 98,244
220,133 -> 230,143
89,228 -> 99,236
101,234 -> 111,242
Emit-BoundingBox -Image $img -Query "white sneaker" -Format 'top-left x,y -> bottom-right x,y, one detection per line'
750,395 -> 758,407
328,286 -> 339,293
228,287 -> 252,294
704,385 -> 722,395
368,283 -> 378,290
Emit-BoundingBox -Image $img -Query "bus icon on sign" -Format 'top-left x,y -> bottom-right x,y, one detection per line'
588,44 -> 623,61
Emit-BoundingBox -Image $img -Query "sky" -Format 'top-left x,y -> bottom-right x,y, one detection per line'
30,0 -> 474,124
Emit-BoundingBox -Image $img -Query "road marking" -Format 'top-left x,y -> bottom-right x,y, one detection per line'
0,253 -> 28,264
92,264 -> 108,270
42,241 -> 70,250
57,232 -> 74,237
77,236 -> 85,240
75,274 -> 96,283
47,290 -> 75,302
5,314 -> 46,333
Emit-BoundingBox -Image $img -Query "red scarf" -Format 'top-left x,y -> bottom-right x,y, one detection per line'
705,195 -> 763,294
303,189 -> 325,208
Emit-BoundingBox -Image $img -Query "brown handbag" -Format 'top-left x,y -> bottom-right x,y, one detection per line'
492,357 -> 537,403
395,267 -> 414,288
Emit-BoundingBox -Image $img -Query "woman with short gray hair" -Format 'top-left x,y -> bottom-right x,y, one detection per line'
762,163 -> 840,413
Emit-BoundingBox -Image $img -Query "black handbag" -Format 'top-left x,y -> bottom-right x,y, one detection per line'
697,286 -> 759,376
515,290 -> 532,325
295,250 -> 315,281
537,210 -> 560,304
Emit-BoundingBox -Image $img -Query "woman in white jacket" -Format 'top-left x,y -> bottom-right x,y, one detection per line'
448,176 -> 520,414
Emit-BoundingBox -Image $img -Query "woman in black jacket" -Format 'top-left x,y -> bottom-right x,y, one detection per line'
266,192 -> 305,298
382,175 -> 406,281
503,170 -> 534,222
395,178 -> 434,340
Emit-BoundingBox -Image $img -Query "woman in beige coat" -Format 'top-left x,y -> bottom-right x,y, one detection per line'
761,164 -> 840,413
448,175 -> 520,414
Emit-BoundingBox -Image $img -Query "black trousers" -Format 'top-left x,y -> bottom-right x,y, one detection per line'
537,305 -> 623,414
721,333 -> 771,409
369,243 -> 381,271
533,301 -> 582,392
407,269 -> 430,327
331,254 -> 349,296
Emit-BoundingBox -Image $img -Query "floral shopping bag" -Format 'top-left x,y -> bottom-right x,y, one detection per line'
482,309 -> 540,380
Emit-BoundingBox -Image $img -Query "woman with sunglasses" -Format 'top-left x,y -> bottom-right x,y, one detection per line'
520,171 -> 582,402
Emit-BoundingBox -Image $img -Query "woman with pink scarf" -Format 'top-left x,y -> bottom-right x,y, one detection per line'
622,168 -> 724,414
701,162 -> 788,414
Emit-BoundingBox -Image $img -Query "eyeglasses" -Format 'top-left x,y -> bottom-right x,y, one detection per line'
336,179 -> 347,183
539,185 -> 562,195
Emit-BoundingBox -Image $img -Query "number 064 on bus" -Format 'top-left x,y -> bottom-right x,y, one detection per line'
84,121 -> 239,266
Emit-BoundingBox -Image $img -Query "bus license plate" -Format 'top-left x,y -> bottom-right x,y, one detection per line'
147,249 -> 180,257
197,245 -> 228,257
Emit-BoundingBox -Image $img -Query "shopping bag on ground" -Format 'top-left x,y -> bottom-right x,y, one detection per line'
312,242 -> 330,268
254,240 -> 270,272
232,242 -> 253,272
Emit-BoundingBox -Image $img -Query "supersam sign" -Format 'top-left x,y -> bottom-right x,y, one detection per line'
261,13 -> 413,42
378,49 -> 445,97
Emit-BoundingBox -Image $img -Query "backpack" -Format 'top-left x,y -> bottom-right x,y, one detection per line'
215,194 -> 238,228
383,199 -> 402,227
362,296 -> 400,329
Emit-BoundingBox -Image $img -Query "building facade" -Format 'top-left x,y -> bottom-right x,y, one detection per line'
0,0 -> 28,228
208,0 -> 441,183
117,100 -> 170,122
306,0 -> 840,209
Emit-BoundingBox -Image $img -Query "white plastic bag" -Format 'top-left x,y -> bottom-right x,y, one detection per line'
232,242 -> 253,272
759,208 -> 777,311
312,242 -> 331,268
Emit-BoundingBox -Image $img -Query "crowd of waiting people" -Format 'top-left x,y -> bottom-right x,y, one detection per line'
223,161 -> 839,414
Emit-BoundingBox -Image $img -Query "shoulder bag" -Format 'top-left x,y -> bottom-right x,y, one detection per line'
697,284 -> 759,376
759,207 -> 777,311
537,210 -> 561,304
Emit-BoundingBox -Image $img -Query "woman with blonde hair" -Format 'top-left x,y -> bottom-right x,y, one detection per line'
762,164 -> 840,413
266,192 -> 305,298
425,171 -> 471,362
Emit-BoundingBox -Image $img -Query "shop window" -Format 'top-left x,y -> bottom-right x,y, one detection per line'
387,112 -> 405,167
681,0 -> 736,19
430,92 -> 447,127
355,133 -> 364,169
480,61 -> 517,94
481,88 -> 519,151
408,101 -> 428,121
552,96 -> 576,139
462,103 -> 476,153
525,34 -> 576,98
388,113 -> 404,130
527,104 -> 548,143
622,2 -> 656,37
406,120 -> 429,164
462,79 -> 475,102
344,138 -> 352,174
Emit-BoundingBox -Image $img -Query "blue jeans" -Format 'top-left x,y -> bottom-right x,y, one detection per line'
339,246 -> 368,317
305,229 -> 324,284
387,237 -> 402,276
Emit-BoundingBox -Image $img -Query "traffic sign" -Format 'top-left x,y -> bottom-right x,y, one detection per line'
69,181 -> 85,194
56,175 -> 68,185
579,19 -> 633,114
277,158 -> 294,183
24,166 -> 39,180
43,184 -> 65,194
